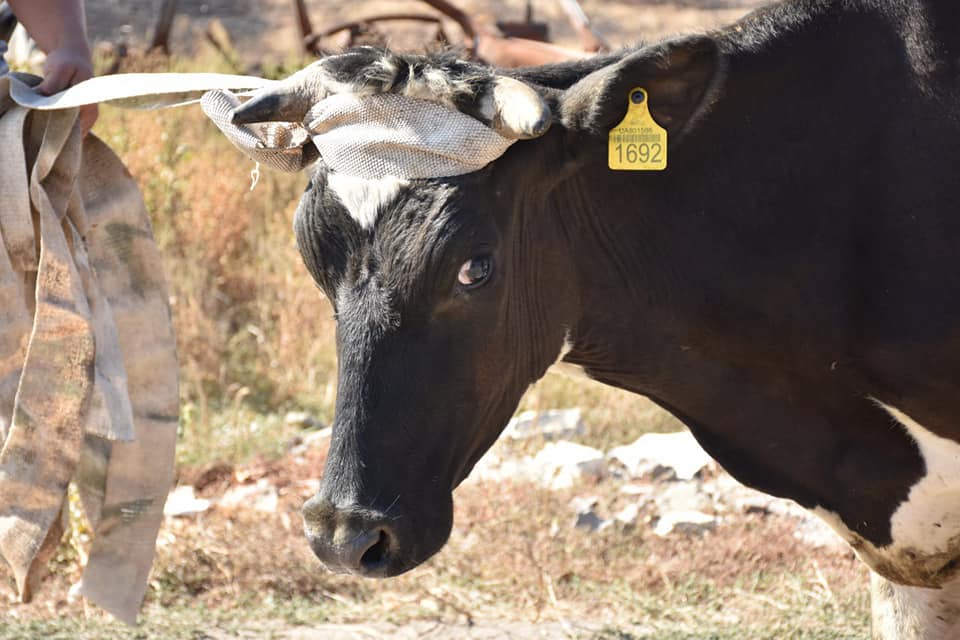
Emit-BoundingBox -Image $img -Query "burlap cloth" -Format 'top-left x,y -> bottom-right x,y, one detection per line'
201,90 -> 516,177
0,75 -> 178,623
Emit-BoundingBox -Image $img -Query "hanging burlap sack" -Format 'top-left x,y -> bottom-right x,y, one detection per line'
0,74 -> 179,624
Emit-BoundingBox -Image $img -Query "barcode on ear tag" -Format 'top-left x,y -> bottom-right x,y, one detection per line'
608,87 -> 667,171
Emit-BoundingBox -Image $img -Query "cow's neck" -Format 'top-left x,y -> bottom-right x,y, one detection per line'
543,4 -> 960,591
545,28 -> 936,552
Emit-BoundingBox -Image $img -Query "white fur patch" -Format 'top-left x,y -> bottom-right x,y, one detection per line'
401,65 -> 475,109
326,173 -> 406,230
882,403 -> 960,556
808,402 -> 960,589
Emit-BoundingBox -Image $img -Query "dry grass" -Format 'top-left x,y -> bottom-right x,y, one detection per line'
5,461 -> 870,638
90,53 -> 340,468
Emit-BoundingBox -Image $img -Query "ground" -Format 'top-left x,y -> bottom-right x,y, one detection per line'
2,0 -> 872,638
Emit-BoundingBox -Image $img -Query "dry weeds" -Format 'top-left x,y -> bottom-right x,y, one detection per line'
6,437 -> 869,638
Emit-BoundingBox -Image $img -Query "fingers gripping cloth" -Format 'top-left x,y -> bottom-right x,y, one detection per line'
201,90 -> 517,178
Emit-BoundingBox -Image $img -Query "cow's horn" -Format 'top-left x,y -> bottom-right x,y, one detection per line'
481,76 -> 552,140
231,61 -> 328,125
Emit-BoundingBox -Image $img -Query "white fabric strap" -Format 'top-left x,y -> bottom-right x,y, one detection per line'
8,72 -> 275,110
5,71 -> 514,179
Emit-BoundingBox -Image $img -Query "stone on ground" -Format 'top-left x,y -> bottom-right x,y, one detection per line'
608,431 -> 714,481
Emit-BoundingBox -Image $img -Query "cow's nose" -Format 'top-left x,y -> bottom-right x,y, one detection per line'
301,494 -> 397,577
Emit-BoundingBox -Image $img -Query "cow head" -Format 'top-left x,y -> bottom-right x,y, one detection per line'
219,39 -> 722,577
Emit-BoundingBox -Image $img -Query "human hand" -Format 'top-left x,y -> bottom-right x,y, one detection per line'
36,44 -> 98,135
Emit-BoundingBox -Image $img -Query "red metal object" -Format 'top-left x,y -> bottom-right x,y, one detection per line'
293,0 -> 604,67
416,0 -> 478,44
475,34 -> 589,66
149,0 -> 179,54
291,0 -> 316,54
417,0 -> 591,66
496,0 -> 549,42
305,14 -> 449,53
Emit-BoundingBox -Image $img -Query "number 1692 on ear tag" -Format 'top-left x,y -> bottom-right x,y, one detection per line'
608,88 -> 667,171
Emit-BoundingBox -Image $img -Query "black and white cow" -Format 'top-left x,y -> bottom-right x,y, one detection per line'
224,0 -> 960,637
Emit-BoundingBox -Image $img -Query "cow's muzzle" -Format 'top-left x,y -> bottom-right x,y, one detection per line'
301,495 -> 403,577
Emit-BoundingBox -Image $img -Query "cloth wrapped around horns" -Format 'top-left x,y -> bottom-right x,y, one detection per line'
0,74 -> 178,623
201,89 -> 517,178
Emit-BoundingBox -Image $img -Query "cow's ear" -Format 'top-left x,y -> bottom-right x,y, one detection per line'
560,35 -> 723,140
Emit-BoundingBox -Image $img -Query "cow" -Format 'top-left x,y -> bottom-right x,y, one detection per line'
212,0 -> 960,637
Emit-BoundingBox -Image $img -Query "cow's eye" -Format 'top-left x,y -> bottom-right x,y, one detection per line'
457,255 -> 492,288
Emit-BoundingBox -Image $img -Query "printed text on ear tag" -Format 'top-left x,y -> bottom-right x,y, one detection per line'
608,88 -> 667,171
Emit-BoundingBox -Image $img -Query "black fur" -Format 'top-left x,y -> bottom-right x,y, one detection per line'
297,0 -> 960,591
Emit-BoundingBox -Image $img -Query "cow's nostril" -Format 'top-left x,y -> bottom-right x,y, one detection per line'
359,528 -> 391,570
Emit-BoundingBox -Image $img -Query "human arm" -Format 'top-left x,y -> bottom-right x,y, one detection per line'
8,0 -> 97,132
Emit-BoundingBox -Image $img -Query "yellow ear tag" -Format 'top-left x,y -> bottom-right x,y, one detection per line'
608,88 -> 667,171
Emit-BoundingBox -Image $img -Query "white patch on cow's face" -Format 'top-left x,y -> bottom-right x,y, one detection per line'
805,402 -> 960,589
326,173 -> 407,230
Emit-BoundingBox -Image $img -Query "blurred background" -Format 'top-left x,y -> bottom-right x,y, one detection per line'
2,2 -> 870,639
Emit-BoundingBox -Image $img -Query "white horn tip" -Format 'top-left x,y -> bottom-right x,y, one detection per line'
491,77 -> 552,140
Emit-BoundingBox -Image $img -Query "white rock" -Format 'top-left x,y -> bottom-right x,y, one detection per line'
700,472 -> 743,498
467,439 -> 605,489
419,597 -> 440,613
532,440 -> 606,490
163,485 -> 210,517
468,452 -> 537,485
700,472 -> 812,519
794,516 -> 849,550
608,431 -> 714,481
284,411 -> 327,430
570,495 -> 600,512
724,488 -> 809,519
619,483 -> 656,497
289,426 -> 332,455
653,510 -> 717,536
67,581 -> 83,604
570,496 -> 610,532
468,450 -> 504,482
219,479 -> 279,513
503,408 -> 585,441
614,502 -> 641,527
295,478 -> 321,494
655,480 -> 714,514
